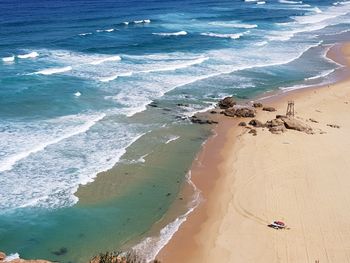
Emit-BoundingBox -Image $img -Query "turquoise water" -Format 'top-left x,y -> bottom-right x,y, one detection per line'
1,0 -> 350,261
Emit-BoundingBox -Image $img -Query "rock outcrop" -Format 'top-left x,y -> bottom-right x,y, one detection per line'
190,116 -> 218,125
280,116 -> 313,134
218,97 -> 236,109
262,106 -> 276,112
238,121 -> 247,126
265,118 -> 286,134
224,106 -> 256,118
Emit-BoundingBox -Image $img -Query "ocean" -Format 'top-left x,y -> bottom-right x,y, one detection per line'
0,0 -> 349,262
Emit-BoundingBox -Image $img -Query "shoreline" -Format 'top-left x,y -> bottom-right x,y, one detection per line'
156,41 -> 350,262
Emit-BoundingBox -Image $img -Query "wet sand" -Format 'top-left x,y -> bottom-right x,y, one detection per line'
157,42 -> 350,262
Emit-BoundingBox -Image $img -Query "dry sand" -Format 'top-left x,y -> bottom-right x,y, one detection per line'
157,42 -> 350,263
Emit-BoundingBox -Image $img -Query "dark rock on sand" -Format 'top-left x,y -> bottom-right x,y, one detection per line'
224,106 -> 256,118
190,116 -> 218,125
265,118 -> 286,134
327,124 -> 340,128
280,116 -> 313,134
218,97 -> 236,109
253,102 -> 263,108
249,119 -> 265,127
309,118 -> 318,123
262,106 -> 276,112
248,129 -> 257,136
238,121 -> 247,127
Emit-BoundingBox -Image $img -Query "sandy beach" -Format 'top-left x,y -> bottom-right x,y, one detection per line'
157,42 -> 350,262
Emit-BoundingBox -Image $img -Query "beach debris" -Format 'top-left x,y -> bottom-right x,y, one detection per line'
224,106 -> 256,118
327,124 -> 340,128
267,221 -> 287,230
51,247 -> 68,256
218,96 -> 236,109
262,106 -> 276,112
238,121 -> 247,127
252,102 -> 263,108
309,118 -> 318,123
249,119 -> 265,127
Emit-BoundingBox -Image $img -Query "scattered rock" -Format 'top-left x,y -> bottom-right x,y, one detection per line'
262,106 -> 276,112
210,110 -> 217,114
253,102 -> 263,108
238,121 -> 247,127
327,124 -> 340,128
248,129 -> 257,136
309,118 -> 318,123
218,97 -> 236,109
249,119 -> 265,127
177,103 -> 189,107
166,193 -> 171,197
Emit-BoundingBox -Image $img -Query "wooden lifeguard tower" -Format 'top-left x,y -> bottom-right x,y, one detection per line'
286,101 -> 295,117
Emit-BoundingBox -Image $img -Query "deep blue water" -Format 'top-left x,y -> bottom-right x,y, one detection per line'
1,0 -> 350,261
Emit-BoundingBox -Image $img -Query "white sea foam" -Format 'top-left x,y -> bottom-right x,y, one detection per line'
279,0 -> 302,4
304,68 -> 336,80
133,171 -> 201,262
79,32 -> 92,36
153,31 -> 188,36
4,253 -> 20,262
74,91 -> 82,97
105,28 -> 115,32
257,1 -> 266,4
140,57 -> 209,73
209,21 -> 258,29
123,21 -> 129,25
0,116 -> 148,211
34,66 -> 72,75
99,72 -> 133,82
134,19 -> 151,24
0,113 -> 105,173
89,55 -> 121,65
200,32 -> 246,39
2,56 -> 15,62
165,136 -> 180,144
17,51 -> 39,59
